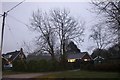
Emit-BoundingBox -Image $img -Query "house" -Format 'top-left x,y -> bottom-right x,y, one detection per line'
67,52 -> 93,63
2,48 -> 26,69
93,56 -> 105,64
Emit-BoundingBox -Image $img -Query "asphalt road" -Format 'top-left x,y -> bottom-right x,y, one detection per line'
2,69 -> 80,80
2,73 -> 46,78
2,73 -> 47,80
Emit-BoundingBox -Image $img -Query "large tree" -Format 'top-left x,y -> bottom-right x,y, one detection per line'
90,24 -> 113,49
89,23 -> 114,58
29,9 -> 84,61
30,10 -> 57,60
50,9 -> 84,56
92,0 -> 120,48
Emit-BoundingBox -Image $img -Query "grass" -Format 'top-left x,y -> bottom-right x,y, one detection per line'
36,70 -> 120,78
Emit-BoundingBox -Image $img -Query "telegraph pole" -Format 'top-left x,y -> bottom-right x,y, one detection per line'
0,1 -> 25,79
0,0 -> 25,55
0,12 -> 6,80
0,12 -> 6,55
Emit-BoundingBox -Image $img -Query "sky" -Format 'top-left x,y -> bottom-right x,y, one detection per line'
1,1 -> 98,55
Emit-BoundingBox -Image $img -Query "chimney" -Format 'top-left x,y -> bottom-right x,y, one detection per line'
20,48 -> 23,52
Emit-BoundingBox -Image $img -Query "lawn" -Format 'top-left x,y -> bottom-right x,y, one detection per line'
36,70 -> 120,78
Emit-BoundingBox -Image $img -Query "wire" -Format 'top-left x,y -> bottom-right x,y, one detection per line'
6,0 -> 25,13
5,23 -> 20,48
7,14 -> 30,27
0,0 -> 25,54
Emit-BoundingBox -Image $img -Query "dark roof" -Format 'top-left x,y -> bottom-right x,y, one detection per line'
2,56 -> 8,62
2,50 -> 21,61
93,56 -> 105,60
67,53 -> 85,59
9,51 -> 20,61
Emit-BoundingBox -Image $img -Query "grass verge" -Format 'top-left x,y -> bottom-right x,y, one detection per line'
35,70 -> 120,78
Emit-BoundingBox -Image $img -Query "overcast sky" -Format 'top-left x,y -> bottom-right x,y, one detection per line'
1,1 -> 98,55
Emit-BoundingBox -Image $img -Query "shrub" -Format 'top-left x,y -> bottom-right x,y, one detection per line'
13,59 -> 95,72
26,60 -> 49,72
12,60 -> 27,72
26,59 -> 64,72
94,63 -> 120,72
79,59 -> 120,72
80,61 -> 94,70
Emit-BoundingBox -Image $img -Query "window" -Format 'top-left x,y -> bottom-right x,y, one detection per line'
84,59 -> 88,61
68,59 -> 76,62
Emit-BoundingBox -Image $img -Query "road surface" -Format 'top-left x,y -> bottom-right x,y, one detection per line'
2,69 -> 80,80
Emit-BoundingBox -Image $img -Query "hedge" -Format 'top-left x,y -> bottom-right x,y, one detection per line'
12,59 -> 69,72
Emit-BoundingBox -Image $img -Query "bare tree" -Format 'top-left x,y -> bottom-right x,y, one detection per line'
50,9 -> 84,56
89,23 -> 114,57
90,24 -> 114,49
92,0 -> 120,44
29,9 -> 84,62
30,10 -> 57,60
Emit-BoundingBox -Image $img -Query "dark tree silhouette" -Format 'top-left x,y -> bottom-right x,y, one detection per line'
66,41 -> 81,54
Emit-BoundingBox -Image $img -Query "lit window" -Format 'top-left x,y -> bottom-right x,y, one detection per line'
84,59 -> 88,61
68,59 -> 76,62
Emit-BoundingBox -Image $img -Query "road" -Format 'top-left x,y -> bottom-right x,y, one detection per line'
2,72 -> 59,80
3,73 -> 46,78
2,69 -> 80,80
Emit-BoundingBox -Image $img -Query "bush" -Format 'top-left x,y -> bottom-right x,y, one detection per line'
12,60 -> 27,72
79,59 -> 120,72
80,61 -> 94,70
91,59 -> 120,72
13,59 -> 99,72
26,60 -> 49,72
26,59 -> 65,72
93,63 -> 120,72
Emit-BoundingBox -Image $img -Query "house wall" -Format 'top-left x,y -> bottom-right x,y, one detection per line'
14,51 -> 26,61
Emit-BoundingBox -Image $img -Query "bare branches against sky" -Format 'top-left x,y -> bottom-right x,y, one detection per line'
1,2 -> 97,54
